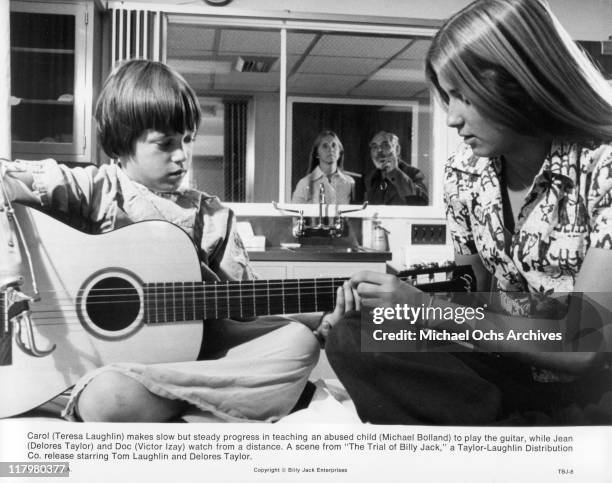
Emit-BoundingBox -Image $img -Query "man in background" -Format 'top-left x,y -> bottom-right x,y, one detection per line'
364,131 -> 428,205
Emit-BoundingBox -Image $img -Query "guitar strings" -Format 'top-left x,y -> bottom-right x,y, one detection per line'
25,288 -> 342,318
24,279 -> 346,295
21,276 -> 453,324
19,273 -> 436,298
26,283 -> 347,300
17,275 -> 444,315
13,272 -> 458,326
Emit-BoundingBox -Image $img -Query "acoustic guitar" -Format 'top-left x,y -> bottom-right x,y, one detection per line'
0,204 -> 474,418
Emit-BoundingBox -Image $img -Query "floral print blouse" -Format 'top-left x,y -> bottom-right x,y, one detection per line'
445,140 -> 612,296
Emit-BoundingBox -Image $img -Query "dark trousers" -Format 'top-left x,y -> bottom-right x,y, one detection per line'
325,313 -> 612,425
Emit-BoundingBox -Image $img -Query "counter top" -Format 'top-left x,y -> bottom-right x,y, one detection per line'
248,247 -> 392,262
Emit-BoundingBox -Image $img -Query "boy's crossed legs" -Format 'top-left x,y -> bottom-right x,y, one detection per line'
70,319 -> 320,422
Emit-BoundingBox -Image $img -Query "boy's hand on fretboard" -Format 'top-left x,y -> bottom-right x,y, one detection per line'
350,271 -> 422,308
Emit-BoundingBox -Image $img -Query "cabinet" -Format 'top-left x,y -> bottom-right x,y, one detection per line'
10,0 -> 102,163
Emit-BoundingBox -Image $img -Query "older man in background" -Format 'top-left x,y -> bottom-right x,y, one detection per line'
364,131 -> 428,205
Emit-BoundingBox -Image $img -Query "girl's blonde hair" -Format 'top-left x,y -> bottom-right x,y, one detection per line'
425,0 -> 612,141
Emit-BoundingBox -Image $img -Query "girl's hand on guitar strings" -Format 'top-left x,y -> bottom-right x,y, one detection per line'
315,281 -> 360,341
350,271 -> 421,308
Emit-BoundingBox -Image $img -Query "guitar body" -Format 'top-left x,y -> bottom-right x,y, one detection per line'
0,205 -> 476,418
1,205 -> 203,418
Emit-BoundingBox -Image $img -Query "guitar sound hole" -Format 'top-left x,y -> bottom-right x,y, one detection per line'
86,277 -> 140,331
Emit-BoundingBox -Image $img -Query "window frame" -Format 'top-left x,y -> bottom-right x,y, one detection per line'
159,7 -> 454,219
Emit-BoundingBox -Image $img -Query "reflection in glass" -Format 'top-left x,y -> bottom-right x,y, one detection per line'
286,31 -> 433,206
166,23 -> 281,201
165,20 -> 437,208
289,98 -> 421,204
291,130 -> 355,204
365,131 -> 428,205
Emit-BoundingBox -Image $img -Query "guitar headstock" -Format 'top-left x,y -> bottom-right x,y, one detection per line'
392,262 -> 476,293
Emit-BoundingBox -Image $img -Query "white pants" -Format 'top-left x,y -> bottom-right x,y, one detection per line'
63,318 -> 320,422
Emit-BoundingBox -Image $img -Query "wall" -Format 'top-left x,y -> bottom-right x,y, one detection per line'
191,93 -> 280,202
253,92 -> 280,203
417,101 -> 434,193
154,0 -> 612,40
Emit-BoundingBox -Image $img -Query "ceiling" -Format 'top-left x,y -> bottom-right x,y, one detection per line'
166,23 -> 432,100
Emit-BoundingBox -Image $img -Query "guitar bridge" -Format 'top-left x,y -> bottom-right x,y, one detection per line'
4,287 -> 55,359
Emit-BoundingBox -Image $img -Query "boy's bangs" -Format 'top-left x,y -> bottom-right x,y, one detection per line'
139,83 -> 200,135
96,60 -> 202,157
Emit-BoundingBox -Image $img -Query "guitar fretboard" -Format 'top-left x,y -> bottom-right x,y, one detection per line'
138,265 -> 475,325
142,278 -> 344,324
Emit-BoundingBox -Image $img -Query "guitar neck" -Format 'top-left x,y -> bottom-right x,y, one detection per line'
140,265 -> 475,324
142,277 -> 344,324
